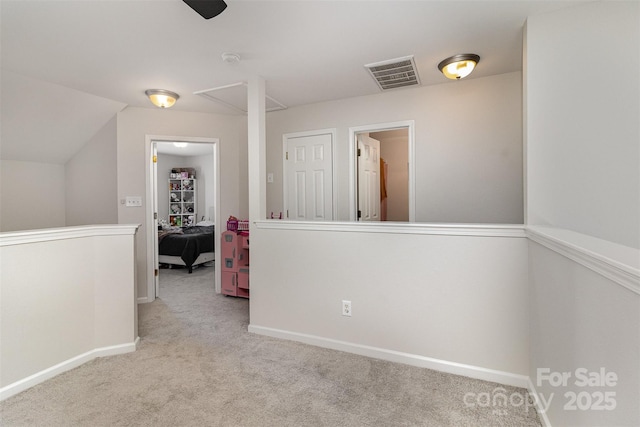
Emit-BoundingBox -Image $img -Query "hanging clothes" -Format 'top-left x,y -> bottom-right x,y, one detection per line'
380,157 -> 388,221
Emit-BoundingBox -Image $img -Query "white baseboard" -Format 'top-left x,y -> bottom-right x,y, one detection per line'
137,297 -> 150,304
248,325 -> 529,388
0,338 -> 139,402
528,378 -> 553,427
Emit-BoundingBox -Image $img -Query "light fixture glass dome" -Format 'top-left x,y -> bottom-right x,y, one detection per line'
145,89 -> 179,108
438,54 -> 480,80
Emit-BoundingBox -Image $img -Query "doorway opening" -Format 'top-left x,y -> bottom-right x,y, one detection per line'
349,121 -> 415,222
145,135 -> 220,302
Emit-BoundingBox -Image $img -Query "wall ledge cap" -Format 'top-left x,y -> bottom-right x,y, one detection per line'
253,220 -> 526,237
0,224 -> 140,247
527,226 -> 640,295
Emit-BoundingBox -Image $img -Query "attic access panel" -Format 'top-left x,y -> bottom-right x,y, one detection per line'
365,55 -> 421,91
194,82 -> 287,114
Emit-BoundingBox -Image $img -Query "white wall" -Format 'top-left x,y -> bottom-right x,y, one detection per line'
525,1 -> 640,249
65,116 -> 118,226
528,233 -> 639,427
266,71 -> 523,224
116,107 -> 246,301
374,129 -> 409,221
525,2 -> 640,425
238,119 -> 249,220
0,225 -> 139,400
0,160 -> 66,231
1,115 -> 118,232
250,72 -> 527,391
186,152 -> 215,223
250,222 -> 530,386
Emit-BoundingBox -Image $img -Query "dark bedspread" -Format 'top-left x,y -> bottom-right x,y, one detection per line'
159,225 -> 214,272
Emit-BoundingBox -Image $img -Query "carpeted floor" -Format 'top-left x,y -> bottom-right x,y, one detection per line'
0,265 -> 541,426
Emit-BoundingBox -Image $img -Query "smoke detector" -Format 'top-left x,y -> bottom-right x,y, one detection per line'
365,55 -> 421,91
221,52 -> 241,63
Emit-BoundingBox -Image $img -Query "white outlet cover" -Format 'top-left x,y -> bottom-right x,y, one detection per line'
342,300 -> 352,317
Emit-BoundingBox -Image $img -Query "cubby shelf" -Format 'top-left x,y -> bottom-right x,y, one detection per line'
169,178 -> 197,227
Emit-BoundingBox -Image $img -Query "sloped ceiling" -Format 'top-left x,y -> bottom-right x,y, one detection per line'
0,0 -> 587,164
1,71 -> 126,164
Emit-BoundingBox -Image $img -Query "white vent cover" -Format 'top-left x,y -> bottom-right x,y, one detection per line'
365,55 -> 421,91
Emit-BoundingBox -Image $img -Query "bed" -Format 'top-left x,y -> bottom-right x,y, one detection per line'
158,224 -> 215,273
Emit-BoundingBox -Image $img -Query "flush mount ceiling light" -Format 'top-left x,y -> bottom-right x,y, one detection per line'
173,142 -> 188,148
438,54 -> 480,80
145,89 -> 180,108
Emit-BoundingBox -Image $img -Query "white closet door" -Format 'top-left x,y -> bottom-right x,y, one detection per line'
284,132 -> 333,221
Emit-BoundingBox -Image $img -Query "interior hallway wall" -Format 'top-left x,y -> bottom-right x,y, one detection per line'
116,107 -> 246,301
66,116 -> 118,226
525,1 -> 639,249
0,160 -> 66,231
266,71 -> 523,224
525,2 -> 640,426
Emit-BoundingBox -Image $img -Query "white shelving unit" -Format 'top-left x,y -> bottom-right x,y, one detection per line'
169,178 -> 197,227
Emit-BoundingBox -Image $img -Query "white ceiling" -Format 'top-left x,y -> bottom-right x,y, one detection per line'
0,0 -> 586,164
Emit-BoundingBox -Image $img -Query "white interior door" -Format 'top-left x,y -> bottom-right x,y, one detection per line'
284,133 -> 333,220
357,134 -> 381,221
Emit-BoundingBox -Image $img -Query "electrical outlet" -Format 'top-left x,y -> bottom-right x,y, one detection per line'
342,300 -> 352,317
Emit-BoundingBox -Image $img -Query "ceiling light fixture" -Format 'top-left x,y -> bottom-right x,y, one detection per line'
438,54 -> 480,80
173,143 -> 188,148
145,89 -> 180,108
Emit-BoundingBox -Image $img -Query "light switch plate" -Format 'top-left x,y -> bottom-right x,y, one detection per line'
125,196 -> 142,207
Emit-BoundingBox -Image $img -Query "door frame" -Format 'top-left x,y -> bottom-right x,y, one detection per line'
348,120 -> 415,222
282,128 -> 337,220
145,134 -> 221,302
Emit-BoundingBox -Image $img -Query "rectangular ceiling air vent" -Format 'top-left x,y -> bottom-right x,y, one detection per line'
365,55 -> 421,91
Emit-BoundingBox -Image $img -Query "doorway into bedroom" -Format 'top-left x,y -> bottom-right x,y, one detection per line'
148,137 -> 220,302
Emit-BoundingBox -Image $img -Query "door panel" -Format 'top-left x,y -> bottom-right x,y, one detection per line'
285,133 -> 333,220
313,170 -> 325,217
357,134 -> 381,221
295,171 -> 306,218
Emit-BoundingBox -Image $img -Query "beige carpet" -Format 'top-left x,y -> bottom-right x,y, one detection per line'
0,265 -> 541,426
